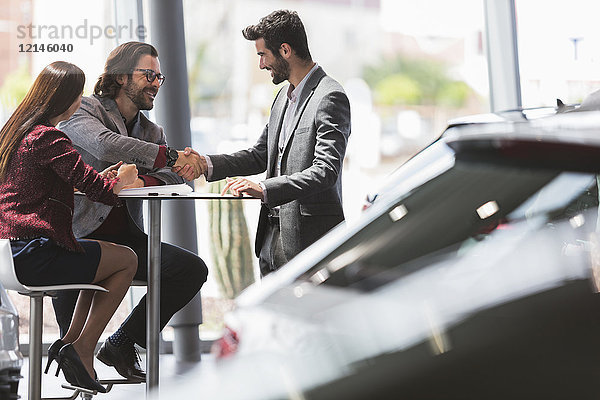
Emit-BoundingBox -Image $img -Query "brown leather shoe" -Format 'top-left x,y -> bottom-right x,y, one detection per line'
96,339 -> 145,381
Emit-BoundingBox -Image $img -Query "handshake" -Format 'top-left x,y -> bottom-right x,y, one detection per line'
171,147 -> 207,181
99,147 -> 207,187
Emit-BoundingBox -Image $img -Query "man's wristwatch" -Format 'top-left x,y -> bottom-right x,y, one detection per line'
166,147 -> 179,167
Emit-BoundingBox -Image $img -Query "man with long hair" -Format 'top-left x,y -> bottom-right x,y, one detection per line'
55,42 -> 208,381
193,10 -> 351,276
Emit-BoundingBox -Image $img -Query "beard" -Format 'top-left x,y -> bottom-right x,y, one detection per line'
269,55 -> 290,85
123,79 -> 156,110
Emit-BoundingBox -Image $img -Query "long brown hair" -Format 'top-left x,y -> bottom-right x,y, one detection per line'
0,61 -> 85,180
94,41 -> 158,99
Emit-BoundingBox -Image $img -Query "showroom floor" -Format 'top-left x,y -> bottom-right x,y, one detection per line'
18,352 -> 210,399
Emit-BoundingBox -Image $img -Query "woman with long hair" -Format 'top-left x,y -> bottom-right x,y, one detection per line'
0,61 -> 138,392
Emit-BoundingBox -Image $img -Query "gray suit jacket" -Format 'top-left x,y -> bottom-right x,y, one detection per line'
58,94 -> 183,238
209,67 -> 351,260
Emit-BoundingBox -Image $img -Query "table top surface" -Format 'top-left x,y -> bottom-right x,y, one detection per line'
117,192 -> 259,199
76,191 -> 259,200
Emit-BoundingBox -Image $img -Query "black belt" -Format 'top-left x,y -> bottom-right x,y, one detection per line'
267,208 -> 279,220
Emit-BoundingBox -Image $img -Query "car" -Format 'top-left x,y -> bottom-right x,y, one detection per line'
0,283 -> 22,400
147,110 -> 600,399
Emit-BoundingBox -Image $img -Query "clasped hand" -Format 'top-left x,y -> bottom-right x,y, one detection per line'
116,163 -> 138,186
171,147 -> 207,181
102,161 -> 139,193
100,161 -> 121,180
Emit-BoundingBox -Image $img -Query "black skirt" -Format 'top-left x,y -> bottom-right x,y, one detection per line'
10,238 -> 101,286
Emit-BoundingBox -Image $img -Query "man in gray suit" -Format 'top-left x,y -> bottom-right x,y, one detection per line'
56,42 -> 208,381
189,10 -> 351,276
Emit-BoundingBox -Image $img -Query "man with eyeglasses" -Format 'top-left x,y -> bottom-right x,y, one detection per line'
55,41 -> 208,381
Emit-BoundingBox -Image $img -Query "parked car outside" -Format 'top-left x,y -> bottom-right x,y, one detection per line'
144,110 -> 600,399
0,284 -> 22,400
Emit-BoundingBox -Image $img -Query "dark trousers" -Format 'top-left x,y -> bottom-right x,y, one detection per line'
52,223 -> 208,348
258,217 -> 288,277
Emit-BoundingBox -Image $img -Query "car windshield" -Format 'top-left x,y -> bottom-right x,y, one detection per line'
301,142 -> 599,290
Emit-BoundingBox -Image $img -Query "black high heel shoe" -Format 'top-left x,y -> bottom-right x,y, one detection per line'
57,344 -> 106,393
45,339 -> 65,376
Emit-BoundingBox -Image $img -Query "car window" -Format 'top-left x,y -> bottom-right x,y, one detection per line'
509,173 -> 597,222
367,140 -> 455,205
302,161 -> 598,291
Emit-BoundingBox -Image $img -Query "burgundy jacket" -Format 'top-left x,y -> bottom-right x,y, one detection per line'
0,125 -> 120,252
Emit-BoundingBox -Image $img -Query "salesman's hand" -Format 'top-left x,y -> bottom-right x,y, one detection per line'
183,147 -> 199,157
221,177 -> 264,200
171,147 -> 206,181
183,147 -> 207,175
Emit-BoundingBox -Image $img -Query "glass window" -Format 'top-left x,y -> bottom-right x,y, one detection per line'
515,0 -> 600,107
1,0 -> 144,122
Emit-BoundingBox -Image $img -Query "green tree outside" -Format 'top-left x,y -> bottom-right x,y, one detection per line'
0,62 -> 31,111
364,56 -> 472,107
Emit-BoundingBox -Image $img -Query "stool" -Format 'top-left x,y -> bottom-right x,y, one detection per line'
0,239 -> 108,400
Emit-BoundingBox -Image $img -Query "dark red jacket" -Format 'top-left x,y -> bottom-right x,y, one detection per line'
0,125 -> 120,252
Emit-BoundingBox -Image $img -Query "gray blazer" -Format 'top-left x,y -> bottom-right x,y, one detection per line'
58,95 -> 183,238
209,67 -> 351,260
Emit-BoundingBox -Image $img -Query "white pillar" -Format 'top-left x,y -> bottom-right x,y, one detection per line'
483,0 -> 522,112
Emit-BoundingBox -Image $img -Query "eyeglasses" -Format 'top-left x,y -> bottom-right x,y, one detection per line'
134,68 -> 166,86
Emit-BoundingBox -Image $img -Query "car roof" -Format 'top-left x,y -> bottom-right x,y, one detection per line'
444,110 -> 600,146
443,111 -> 600,171
445,106 -> 558,129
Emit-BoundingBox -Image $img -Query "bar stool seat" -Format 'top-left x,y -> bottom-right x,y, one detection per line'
0,239 -> 107,400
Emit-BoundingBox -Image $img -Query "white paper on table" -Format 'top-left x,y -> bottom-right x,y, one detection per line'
119,183 -> 193,196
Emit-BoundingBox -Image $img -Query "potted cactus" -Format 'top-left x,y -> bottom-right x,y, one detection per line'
207,180 -> 255,299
